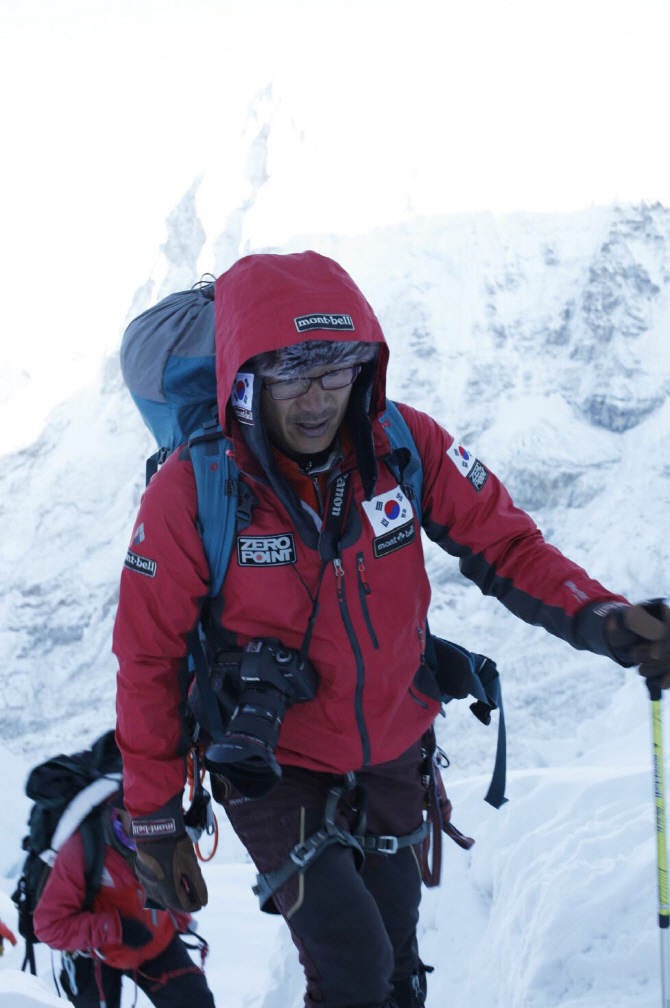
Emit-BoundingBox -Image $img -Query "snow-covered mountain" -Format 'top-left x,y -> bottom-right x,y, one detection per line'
1,194 -> 670,1006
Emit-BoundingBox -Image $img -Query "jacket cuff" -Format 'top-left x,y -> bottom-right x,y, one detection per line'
130,793 -> 186,843
574,600 -> 631,664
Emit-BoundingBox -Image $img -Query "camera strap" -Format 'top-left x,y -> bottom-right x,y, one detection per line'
298,470 -> 354,665
318,470 -> 353,563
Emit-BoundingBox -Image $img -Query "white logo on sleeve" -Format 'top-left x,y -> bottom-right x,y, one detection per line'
446,438 -> 476,477
362,486 -> 412,537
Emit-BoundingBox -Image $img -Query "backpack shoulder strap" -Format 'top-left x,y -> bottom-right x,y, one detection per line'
378,400 -> 424,525
79,814 -> 107,912
44,777 -> 121,866
188,420 -> 254,599
185,421 -> 256,745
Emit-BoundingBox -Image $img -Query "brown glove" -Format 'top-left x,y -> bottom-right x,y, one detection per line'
604,599 -> 670,688
131,795 -> 208,913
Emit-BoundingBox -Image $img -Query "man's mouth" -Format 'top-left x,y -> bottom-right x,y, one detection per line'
292,417 -> 333,438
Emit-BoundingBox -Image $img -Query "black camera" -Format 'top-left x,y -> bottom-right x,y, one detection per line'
204,638 -> 318,798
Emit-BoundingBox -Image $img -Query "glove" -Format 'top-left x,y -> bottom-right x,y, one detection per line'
604,599 -> 670,688
119,916 -> 153,949
131,795 -> 208,913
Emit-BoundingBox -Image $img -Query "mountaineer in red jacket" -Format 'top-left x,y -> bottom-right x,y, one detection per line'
114,251 -> 670,1008
33,795 -> 214,1008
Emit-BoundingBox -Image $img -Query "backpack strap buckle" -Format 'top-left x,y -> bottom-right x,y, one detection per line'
356,822 -> 428,856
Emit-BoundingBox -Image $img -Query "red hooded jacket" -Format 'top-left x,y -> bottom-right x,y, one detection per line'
114,251 -> 627,817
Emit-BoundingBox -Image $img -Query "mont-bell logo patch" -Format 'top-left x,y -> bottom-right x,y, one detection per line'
237,533 -> 297,566
231,371 -> 255,425
124,550 -> 157,577
294,313 -> 355,333
372,521 -> 416,558
131,817 -> 177,839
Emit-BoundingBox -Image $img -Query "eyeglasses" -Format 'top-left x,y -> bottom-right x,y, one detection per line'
263,365 -> 361,401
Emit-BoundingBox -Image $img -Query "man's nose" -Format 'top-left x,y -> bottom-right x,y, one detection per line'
299,380 -> 330,412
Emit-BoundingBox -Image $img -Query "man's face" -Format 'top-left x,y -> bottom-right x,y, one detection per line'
260,365 -> 354,455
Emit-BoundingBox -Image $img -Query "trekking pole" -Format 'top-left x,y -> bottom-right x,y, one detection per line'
648,680 -> 670,1008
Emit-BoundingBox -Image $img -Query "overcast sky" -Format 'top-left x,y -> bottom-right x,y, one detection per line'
1,0 -> 669,446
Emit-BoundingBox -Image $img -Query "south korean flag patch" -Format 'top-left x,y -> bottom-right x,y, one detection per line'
231,371 -> 255,425
446,437 -> 489,493
446,438 -> 476,476
362,485 -> 416,557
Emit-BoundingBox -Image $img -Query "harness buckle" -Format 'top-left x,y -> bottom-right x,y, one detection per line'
290,835 -> 321,868
375,835 -> 399,855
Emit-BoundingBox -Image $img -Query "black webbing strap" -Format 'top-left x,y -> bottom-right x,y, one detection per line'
253,777 -> 361,911
253,824 -> 363,912
252,774 -> 428,911
187,621 -> 228,741
356,821 -> 427,856
22,938 -> 36,976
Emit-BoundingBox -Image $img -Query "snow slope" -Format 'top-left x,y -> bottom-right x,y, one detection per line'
1,195 -> 670,1006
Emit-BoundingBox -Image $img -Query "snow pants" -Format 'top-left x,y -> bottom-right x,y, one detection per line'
217,740 -> 426,1008
59,934 -> 215,1008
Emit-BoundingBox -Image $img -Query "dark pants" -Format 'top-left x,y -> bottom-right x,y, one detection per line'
59,934 -> 215,1008
217,741 -> 426,1008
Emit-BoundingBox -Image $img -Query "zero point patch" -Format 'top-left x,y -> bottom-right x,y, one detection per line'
237,533 -> 297,566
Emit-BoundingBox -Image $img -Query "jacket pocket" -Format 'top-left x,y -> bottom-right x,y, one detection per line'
409,662 -> 443,706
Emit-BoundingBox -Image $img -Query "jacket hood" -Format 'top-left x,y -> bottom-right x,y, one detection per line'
214,250 -> 388,433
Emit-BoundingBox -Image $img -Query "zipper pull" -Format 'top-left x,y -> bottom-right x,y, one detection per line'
356,553 -> 371,595
333,558 -> 344,600
417,626 -> 425,664
312,476 -> 323,516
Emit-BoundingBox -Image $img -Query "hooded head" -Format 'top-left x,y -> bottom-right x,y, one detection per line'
214,251 -> 388,443
214,251 -> 389,517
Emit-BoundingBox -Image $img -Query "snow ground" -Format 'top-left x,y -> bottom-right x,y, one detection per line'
0,678 -> 666,1007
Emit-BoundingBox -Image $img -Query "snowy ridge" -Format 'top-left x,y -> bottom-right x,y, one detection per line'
1,197 -> 670,1005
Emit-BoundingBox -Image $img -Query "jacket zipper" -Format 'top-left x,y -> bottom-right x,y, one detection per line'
355,553 -> 379,649
312,476 -> 324,516
334,557 -> 371,765
408,625 -> 429,708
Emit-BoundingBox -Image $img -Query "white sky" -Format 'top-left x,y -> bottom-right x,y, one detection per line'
1,0 -> 669,447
